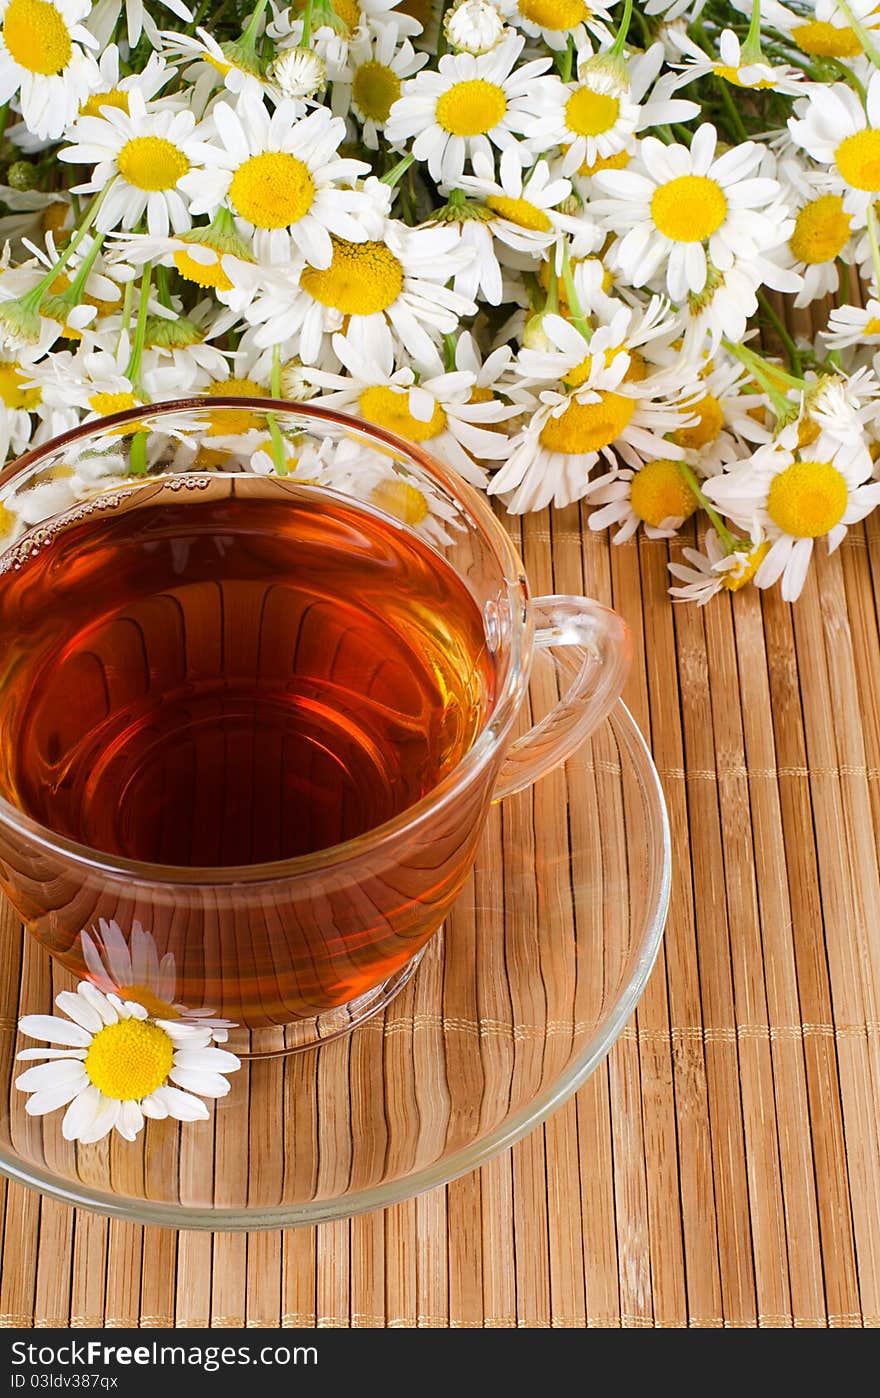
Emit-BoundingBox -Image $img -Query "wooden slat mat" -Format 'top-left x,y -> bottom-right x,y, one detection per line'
1,506 -> 879,1330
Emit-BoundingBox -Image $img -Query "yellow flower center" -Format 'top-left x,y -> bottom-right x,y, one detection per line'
205,377 -> 268,434
651,175 -> 728,242
835,129 -> 880,191
670,393 -> 724,450
115,984 -> 179,1020
117,137 -> 190,192
84,1017 -> 174,1101
435,79 -> 507,136
517,0 -> 588,31
766,459 -> 849,538
629,458 -> 698,528
0,361 -> 41,410
172,247 -> 233,291
562,345 -> 625,388
792,21 -> 862,58
713,64 -> 774,89
565,86 -> 620,138
300,237 -> 404,314
89,391 -> 139,415
228,151 -> 316,229
578,148 -> 630,177
624,349 -> 646,382
789,194 -> 851,264
539,391 -> 634,455
797,415 -> 820,448
370,477 -> 429,524
486,194 -> 551,231
865,316 -> 880,335
41,202 -> 69,237
2,0 -> 71,76
719,540 -> 770,592
352,60 -> 400,121
80,87 -> 130,118
359,385 -> 447,442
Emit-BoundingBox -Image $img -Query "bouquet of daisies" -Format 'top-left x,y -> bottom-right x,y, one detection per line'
0,0 -> 879,604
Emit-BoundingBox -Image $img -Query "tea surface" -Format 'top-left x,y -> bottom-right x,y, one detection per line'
0,481 -> 494,867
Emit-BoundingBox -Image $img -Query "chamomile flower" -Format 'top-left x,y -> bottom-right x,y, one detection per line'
245,186 -> 475,364
15,980 -> 240,1142
385,32 -> 559,185
60,90 -> 216,237
587,457 -> 701,542
458,148 -> 585,255
490,338 -> 693,512
78,44 -> 175,118
776,186 -> 855,308
668,528 -> 771,605
300,318 -> 520,485
0,348 -> 42,460
668,28 -> 804,96
703,429 -> 880,601
497,0 -> 611,52
159,26 -> 271,102
681,251 -> 801,354
332,26 -> 427,147
0,0 -> 100,141
108,215 -> 259,315
514,298 -> 678,391
80,918 -> 236,1042
592,125 -> 785,302
535,44 -> 699,177
268,45 -> 327,101
823,298 -> 880,348
444,0 -> 506,54
789,73 -> 880,224
186,96 -> 369,268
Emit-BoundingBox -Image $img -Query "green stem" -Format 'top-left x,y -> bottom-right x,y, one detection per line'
155,263 -> 173,310
834,0 -> 880,68
240,0 -> 269,47
31,181 -> 114,301
740,0 -> 764,65
125,261 -> 152,395
442,331 -> 457,372
381,151 -> 415,187
610,0 -> 633,57
556,36 -> 574,82
722,337 -> 801,422
757,289 -> 803,376
559,243 -> 592,344
828,56 -> 868,104
867,200 -> 880,292
676,459 -> 740,553
300,0 -> 315,46
62,231 -> 105,307
713,72 -> 751,144
116,278 -> 134,358
268,345 -> 287,475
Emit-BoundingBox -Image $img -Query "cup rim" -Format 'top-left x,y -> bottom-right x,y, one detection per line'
0,396 -> 534,884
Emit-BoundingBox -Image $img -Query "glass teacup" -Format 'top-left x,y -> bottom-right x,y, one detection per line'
0,400 -> 631,1052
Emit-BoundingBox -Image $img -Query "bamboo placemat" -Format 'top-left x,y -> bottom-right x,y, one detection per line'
1,500 -> 879,1329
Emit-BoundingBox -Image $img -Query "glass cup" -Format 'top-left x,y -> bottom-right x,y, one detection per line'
0,400 -> 631,1053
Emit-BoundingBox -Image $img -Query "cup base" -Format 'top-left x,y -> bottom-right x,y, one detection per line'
224,949 -> 427,1059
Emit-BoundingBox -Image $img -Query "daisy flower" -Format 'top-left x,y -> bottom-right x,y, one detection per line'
384,32 -> 560,185
703,429 -> 880,601
458,148 -> 585,256
514,297 -> 680,391
300,318 -> 520,486
667,28 -> 804,97
0,348 -> 43,461
268,45 -> 328,102
775,183 -> 855,308
331,25 -> 427,148
591,125 -> 784,303
823,297 -> 880,348
80,918 -> 236,1042
77,44 -> 176,119
108,213 -> 259,316
681,251 -> 801,355
15,980 -> 240,1143
244,183 -> 475,364
668,528 -> 771,605
185,95 -> 369,268
60,90 -> 216,237
587,456 -> 701,543
535,44 -> 699,178
490,328 -> 694,512
789,73 -> 880,225
496,0 -> 611,52
0,0 -> 100,141
443,0 -> 506,54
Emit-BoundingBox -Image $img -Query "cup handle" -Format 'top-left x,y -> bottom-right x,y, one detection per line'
494,594 -> 632,801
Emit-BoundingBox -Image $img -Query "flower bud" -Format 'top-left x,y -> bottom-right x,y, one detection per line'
444,0 -> 505,56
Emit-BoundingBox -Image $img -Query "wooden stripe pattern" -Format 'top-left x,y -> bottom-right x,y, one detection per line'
2,498 -> 880,1325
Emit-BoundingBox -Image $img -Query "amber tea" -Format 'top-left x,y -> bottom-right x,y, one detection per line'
0,481 -> 495,870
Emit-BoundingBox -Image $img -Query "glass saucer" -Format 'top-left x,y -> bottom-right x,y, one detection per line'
0,700 -> 670,1229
